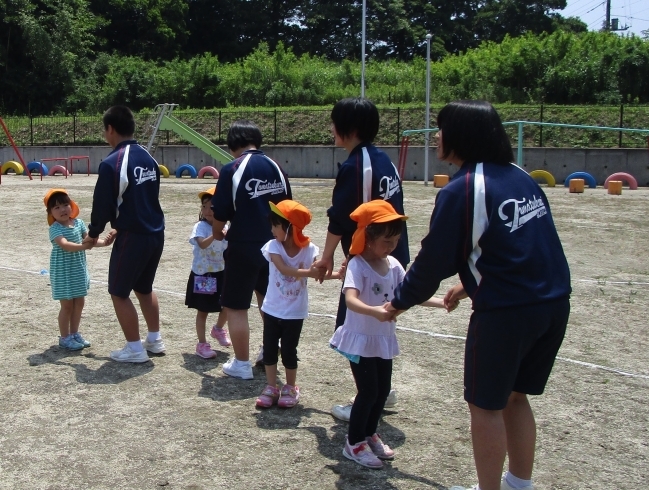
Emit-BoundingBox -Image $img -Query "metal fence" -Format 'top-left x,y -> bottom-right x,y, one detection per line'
1,105 -> 648,148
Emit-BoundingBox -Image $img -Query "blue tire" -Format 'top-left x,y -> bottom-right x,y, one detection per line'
563,171 -> 597,188
175,164 -> 198,179
24,161 -> 48,176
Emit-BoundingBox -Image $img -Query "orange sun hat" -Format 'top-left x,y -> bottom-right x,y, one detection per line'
43,188 -> 80,226
349,200 -> 408,255
198,186 -> 216,200
269,200 -> 312,248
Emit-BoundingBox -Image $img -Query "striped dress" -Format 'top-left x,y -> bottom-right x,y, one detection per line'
49,219 -> 90,300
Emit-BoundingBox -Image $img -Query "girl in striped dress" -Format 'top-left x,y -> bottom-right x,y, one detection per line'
45,189 -> 114,350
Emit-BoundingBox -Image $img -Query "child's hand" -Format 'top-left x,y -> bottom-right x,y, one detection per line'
81,240 -> 94,250
336,262 -> 347,281
371,305 -> 393,322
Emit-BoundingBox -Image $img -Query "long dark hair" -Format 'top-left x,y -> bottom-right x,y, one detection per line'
436,100 -> 514,165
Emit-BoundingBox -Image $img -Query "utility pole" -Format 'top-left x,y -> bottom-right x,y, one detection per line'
604,0 -> 629,31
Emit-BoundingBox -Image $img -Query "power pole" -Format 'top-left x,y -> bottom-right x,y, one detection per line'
604,0 -> 629,31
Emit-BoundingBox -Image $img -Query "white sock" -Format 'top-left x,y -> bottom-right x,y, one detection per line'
505,471 -> 533,489
128,340 -> 144,353
146,331 -> 161,343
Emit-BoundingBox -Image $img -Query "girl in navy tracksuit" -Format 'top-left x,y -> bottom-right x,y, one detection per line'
389,100 -> 571,490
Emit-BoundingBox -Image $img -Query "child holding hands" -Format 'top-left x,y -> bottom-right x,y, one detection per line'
45,189 -> 114,350
185,187 -> 231,359
329,200 -> 458,469
255,200 -> 342,408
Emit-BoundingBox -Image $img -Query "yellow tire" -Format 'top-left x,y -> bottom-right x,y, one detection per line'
159,164 -> 170,178
1,161 -> 25,175
529,169 -> 556,187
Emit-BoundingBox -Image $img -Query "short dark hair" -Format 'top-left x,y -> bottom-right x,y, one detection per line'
365,219 -> 403,242
331,97 -> 379,142
103,105 -> 135,136
227,120 -> 262,151
436,100 -> 514,165
268,211 -> 290,231
46,192 -> 71,213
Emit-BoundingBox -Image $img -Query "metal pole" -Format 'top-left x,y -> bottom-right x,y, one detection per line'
517,122 -> 524,167
424,34 -> 432,186
361,0 -> 366,97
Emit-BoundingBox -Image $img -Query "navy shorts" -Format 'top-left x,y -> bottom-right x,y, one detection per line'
108,230 -> 164,298
464,296 -> 570,410
220,241 -> 269,310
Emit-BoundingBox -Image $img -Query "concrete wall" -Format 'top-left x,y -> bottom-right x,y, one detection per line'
2,145 -> 648,186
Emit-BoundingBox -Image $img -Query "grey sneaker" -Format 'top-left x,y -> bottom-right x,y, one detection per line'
385,389 -> 398,408
255,345 -> 264,366
222,358 -> 253,380
142,337 -> 166,354
110,344 -> 150,363
349,389 -> 398,408
331,403 -> 352,422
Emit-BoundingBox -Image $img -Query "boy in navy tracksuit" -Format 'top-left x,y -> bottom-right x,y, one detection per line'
211,120 -> 292,380
313,97 -> 409,421
86,105 -> 166,363
389,100 -> 571,490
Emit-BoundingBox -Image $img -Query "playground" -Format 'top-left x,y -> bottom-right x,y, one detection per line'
0,174 -> 646,489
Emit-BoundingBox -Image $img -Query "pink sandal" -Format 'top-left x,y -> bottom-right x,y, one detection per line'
256,385 -> 279,408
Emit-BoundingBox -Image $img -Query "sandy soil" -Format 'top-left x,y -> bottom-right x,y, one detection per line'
0,173 -> 646,489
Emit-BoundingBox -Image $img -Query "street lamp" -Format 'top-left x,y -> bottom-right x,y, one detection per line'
423,33 -> 432,186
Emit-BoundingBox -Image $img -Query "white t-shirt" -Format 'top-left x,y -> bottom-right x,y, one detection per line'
329,255 -> 405,359
260,239 -> 320,320
189,221 -> 228,275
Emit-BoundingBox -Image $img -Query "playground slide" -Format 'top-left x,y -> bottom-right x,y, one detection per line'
158,115 -> 233,164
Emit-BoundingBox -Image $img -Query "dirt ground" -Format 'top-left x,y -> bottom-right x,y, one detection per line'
0,173 -> 647,490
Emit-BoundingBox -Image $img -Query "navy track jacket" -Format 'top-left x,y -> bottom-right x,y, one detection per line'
328,143 -> 410,267
211,149 -> 291,243
392,161 -> 571,312
88,140 -> 164,238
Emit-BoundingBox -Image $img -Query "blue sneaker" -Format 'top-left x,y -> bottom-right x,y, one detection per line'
59,335 -> 84,351
72,332 -> 91,348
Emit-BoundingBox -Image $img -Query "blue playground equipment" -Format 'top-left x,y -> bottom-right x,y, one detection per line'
563,171 -> 597,188
175,163 -> 198,179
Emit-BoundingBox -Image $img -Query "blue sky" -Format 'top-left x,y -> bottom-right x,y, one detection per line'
560,0 -> 649,36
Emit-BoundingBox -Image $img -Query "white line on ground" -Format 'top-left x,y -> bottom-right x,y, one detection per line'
3,265 -> 648,380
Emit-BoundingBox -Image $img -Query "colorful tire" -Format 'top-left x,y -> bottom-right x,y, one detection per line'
47,164 -> 70,176
563,171 -> 596,188
158,164 -> 170,178
197,166 -> 219,179
175,164 -> 197,179
24,161 -> 48,175
604,172 -> 637,190
1,161 -> 24,175
529,169 -> 555,187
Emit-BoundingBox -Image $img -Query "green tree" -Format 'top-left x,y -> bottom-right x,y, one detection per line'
88,0 -> 188,60
0,0 -> 102,114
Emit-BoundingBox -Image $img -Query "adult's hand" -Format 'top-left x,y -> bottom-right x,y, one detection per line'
313,256 -> 333,283
384,302 -> 404,321
444,284 -> 468,311
83,235 -> 98,247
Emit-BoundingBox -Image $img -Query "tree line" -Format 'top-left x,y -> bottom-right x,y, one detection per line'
1,0 -> 647,115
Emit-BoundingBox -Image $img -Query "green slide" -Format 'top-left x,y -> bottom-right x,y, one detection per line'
158,115 -> 232,164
